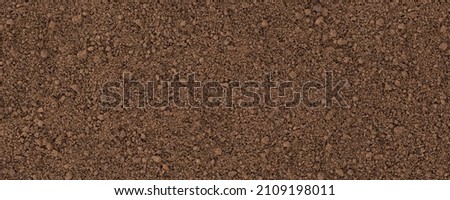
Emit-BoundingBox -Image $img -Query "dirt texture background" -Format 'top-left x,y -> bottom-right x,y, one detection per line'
1,1 -> 450,179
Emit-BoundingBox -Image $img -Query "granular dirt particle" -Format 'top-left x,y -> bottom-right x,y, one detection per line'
336,169 -> 344,177
439,42 -> 448,51
213,148 -> 223,156
261,136 -> 270,145
35,120 -> 44,128
65,172 -> 73,180
337,38 -> 348,46
288,71 -> 297,79
347,169 -> 354,176
304,9 -> 312,16
76,50 -> 87,60
71,15 -> 82,25
39,50 -> 48,59
228,171 -> 238,178
393,126 -> 406,135
317,172 -> 325,180
315,16 -> 325,25
6,19 -> 14,25
162,164 -> 170,172
260,20 -> 269,28
152,156 -> 162,163
376,18 -> 384,27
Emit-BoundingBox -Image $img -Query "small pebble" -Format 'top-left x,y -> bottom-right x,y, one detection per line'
336,168 -> 344,176
36,120 -> 44,127
347,169 -> 354,176
87,46 -> 95,52
213,148 -> 222,156
321,8 -> 329,16
317,172 -> 325,179
304,9 -> 312,16
401,71 -> 408,77
228,171 -> 237,177
325,110 -> 336,121
48,21 -> 56,30
70,84 -> 80,93
325,143 -> 333,152
261,136 -> 270,145
55,136 -> 63,145
71,15 -> 82,25
315,16 -> 324,25
439,42 -> 448,51
40,50 -> 48,59
329,29 -> 337,38
376,18 -> 384,26
261,20 -> 268,28
289,71 -> 297,79
6,19 -> 14,25
337,38 -> 348,46
77,50 -> 87,60
440,26 -> 447,33
45,143 -> 53,151
312,4 -> 322,13
393,126 -> 406,134
65,172 -> 73,180
133,19 -> 143,28
152,156 -> 162,163
179,20 -> 186,27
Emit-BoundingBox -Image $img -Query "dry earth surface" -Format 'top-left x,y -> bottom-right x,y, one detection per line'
1,1 -> 450,179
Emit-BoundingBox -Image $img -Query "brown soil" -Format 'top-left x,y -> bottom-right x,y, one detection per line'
1,1 -> 450,180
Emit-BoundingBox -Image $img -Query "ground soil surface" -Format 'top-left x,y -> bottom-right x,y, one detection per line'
1,1 -> 450,179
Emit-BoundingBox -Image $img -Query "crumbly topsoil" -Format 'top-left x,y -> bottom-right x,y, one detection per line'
1,2 -> 449,179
